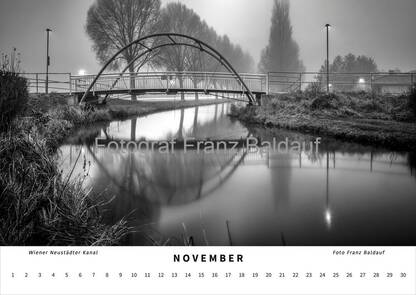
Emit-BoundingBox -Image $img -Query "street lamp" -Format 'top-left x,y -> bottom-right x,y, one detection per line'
325,24 -> 331,93
45,28 -> 52,94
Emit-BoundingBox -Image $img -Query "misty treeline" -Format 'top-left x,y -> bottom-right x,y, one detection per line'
85,0 -> 254,76
315,53 -> 379,91
320,54 -> 378,74
258,0 -> 305,73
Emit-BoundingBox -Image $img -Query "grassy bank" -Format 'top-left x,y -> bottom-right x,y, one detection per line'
230,92 -> 416,150
0,120 -> 131,245
0,94 -> 225,245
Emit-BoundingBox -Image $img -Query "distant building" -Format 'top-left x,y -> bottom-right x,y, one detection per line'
328,72 -> 414,94
371,72 -> 414,94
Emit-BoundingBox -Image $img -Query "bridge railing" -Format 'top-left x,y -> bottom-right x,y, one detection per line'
268,71 -> 415,94
70,71 -> 267,95
20,73 -> 71,94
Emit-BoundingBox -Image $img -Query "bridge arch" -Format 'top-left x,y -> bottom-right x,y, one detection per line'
79,33 -> 257,105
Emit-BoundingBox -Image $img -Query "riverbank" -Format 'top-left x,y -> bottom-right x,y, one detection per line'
29,93 -> 228,119
230,92 -> 416,151
107,97 -> 229,119
1,94 -> 225,245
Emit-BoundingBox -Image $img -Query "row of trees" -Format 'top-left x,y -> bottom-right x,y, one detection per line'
86,0 -> 384,97
315,54 -> 379,92
319,54 -> 378,74
86,0 -> 254,98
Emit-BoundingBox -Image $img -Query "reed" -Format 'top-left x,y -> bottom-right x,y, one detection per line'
0,126 -> 131,245
0,98 -> 133,246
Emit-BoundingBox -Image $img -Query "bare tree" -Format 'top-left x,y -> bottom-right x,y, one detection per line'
153,3 -> 205,100
154,2 -> 254,100
86,0 -> 161,100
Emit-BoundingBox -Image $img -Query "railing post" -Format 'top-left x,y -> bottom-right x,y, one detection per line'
299,72 -> 302,91
92,76 -> 95,96
69,73 -> 72,94
267,72 -> 270,95
36,73 -> 39,94
370,73 -> 373,92
411,72 -> 414,90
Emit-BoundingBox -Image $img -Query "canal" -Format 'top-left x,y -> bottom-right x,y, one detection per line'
58,103 -> 416,246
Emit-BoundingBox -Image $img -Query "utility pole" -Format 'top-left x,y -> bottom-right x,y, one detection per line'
325,24 -> 331,93
45,28 -> 52,94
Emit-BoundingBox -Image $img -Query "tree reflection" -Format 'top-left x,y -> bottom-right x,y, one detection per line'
177,108 -> 185,139
131,118 -> 137,141
192,106 -> 199,136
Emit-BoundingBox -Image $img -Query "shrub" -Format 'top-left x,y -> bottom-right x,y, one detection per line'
304,81 -> 323,98
0,70 -> 28,131
310,93 -> 338,110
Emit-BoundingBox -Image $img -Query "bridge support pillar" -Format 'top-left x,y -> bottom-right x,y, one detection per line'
77,93 -> 100,105
255,93 -> 262,106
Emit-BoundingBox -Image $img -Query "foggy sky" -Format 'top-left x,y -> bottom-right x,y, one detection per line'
0,0 -> 415,74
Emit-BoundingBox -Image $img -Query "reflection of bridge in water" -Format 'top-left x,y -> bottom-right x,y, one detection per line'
58,140 -> 413,245
62,144 -> 411,182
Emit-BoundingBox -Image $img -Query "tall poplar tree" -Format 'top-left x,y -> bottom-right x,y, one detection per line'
258,0 -> 305,73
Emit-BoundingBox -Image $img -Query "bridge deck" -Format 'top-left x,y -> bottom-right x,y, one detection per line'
71,88 -> 266,96
70,71 -> 267,101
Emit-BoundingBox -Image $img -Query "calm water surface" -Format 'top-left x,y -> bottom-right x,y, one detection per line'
58,103 -> 416,245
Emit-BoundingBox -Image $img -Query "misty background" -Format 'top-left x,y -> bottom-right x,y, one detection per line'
0,0 -> 415,74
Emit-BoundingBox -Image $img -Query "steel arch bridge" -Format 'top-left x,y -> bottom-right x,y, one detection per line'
75,33 -> 266,105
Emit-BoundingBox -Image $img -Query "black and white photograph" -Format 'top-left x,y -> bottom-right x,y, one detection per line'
1,0 -> 416,249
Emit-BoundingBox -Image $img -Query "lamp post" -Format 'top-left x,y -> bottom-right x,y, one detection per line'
325,24 -> 331,93
45,28 -> 52,94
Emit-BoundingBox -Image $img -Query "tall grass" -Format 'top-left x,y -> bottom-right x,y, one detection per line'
1,83 -> 131,245
0,125 -> 131,245
237,92 -> 415,122
230,92 -> 416,150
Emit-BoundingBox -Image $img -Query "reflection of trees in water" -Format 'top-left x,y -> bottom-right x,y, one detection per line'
177,108 -> 185,140
162,103 -> 234,140
185,105 -> 244,139
246,125 -> 415,173
192,106 -> 199,136
244,125 -> 416,236
131,118 -> 137,141
269,152 -> 292,208
407,152 -> 416,176
71,103 -> 236,148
